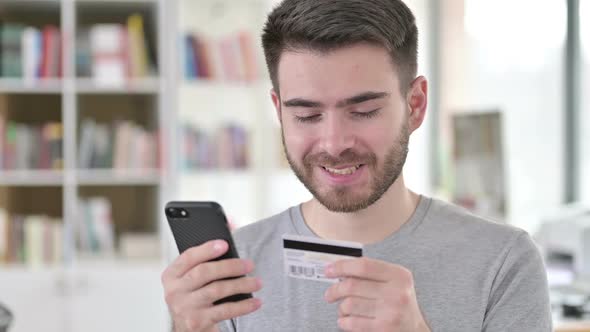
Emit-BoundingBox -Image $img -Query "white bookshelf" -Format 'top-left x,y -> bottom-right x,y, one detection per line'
169,0 -> 310,230
0,0 -> 167,263
0,1 -> 170,331
0,170 -> 64,186
73,77 -> 161,94
0,78 -> 63,94
76,169 -> 161,185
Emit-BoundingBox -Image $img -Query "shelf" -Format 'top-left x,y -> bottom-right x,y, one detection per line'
0,78 -> 161,94
74,78 -> 160,94
0,170 -> 63,186
0,264 -> 64,273
184,0 -> 268,5
0,79 -> 62,94
0,0 -> 60,7
75,0 -> 157,4
179,169 -> 259,179
76,169 -> 160,186
180,79 -> 270,90
180,168 -> 294,178
71,256 -> 163,269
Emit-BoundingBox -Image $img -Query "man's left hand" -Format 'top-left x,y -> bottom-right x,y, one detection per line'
324,257 -> 431,332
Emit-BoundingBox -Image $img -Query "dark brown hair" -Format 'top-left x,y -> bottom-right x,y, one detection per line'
262,0 -> 418,95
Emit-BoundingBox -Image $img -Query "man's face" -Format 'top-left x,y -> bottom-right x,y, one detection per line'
273,43 -> 411,213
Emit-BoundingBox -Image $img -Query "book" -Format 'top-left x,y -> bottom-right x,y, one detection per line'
0,110 -> 4,169
12,216 -> 24,263
78,119 -> 96,169
0,208 -> 6,263
3,122 -> 17,169
46,122 -> 63,169
113,121 -> 132,169
127,14 -> 149,77
219,36 -> 236,81
239,31 -> 258,82
24,215 -> 44,267
14,124 -> 31,169
22,27 -> 42,82
52,220 -> 63,264
76,197 -> 114,255
76,28 -> 92,77
119,233 -> 159,260
93,124 -> 112,168
0,24 -> 25,77
90,24 -> 128,85
40,25 -> 61,78
192,34 -> 213,79
184,35 -> 197,79
88,197 -> 114,253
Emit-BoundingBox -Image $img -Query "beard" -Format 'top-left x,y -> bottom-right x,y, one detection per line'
283,122 -> 410,213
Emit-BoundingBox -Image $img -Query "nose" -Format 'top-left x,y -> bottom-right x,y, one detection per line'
317,113 -> 355,157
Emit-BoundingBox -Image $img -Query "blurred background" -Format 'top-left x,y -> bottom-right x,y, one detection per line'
0,0 -> 587,331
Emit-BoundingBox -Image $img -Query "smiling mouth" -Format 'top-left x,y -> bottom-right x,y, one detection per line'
321,164 -> 363,175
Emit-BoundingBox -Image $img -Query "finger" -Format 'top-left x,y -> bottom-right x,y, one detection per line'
163,240 -> 228,281
207,297 -> 262,323
197,277 -> 262,305
326,257 -> 404,282
338,296 -> 377,318
181,258 -> 254,292
325,277 -> 385,303
338,315 -> 376,332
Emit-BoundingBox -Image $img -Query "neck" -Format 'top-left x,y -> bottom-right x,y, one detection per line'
301,175 -> 420,245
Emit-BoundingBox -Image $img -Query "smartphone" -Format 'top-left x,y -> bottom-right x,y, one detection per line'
165,201 -> 252,305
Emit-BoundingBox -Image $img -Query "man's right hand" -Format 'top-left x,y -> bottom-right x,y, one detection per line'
162,240 -> 262,332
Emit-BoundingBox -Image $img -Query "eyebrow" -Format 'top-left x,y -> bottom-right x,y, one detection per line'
282,91 -> 390,109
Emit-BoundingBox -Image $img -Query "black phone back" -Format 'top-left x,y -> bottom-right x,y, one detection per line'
166,201 -> 237,260
165,201 -> 251,304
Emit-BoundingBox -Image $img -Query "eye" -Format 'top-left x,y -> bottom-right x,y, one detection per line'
295,114 -> 322,123
352,109 -> 380,119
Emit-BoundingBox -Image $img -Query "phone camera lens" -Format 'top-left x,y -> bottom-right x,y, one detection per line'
180,210 -> 187,217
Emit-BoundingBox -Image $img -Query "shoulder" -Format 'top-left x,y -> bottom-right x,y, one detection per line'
420,198 -> 545,291
427,197 -> 525,237
421,197 -> 534,255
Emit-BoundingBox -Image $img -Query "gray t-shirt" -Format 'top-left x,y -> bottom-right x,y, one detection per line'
220,196 -> 552,331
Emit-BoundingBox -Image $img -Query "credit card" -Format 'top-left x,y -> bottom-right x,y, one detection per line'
282,234 -> 363,283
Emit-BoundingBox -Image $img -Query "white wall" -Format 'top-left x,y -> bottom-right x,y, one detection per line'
581,1 -> 590,205
440,0 -> 567,234
403,0 -> 433,196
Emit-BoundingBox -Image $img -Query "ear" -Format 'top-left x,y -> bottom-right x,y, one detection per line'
406,76 -> 428,134
271,88 -> 282,125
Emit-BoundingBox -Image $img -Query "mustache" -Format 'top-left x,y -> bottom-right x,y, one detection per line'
303,149 -> 376,168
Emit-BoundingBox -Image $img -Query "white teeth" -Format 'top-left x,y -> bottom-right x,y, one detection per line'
324,165 -> 361,175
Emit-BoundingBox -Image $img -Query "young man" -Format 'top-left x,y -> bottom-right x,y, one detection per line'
162,0 -> 552,331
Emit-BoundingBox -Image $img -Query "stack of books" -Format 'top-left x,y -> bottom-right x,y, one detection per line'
0,117 -> 63,170
0,24 -> 61,80
181,123 -> 249,169
77,14 -> 154,85
183,31 -> 258,82
0,208 -> 63,267
75,197 -> 115,256
78,119 -> 159,170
